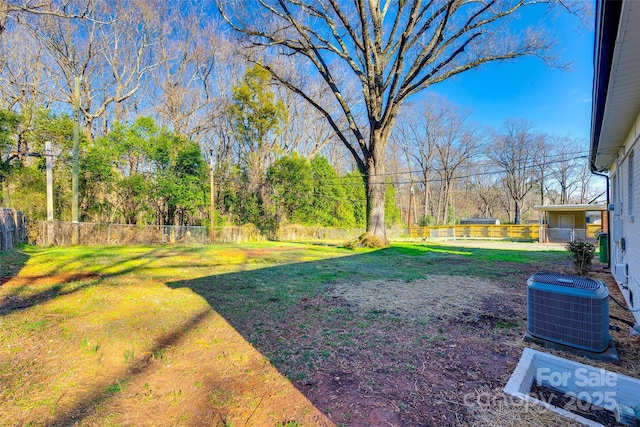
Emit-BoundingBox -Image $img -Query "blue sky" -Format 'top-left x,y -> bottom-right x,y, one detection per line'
421,7 -> 594,141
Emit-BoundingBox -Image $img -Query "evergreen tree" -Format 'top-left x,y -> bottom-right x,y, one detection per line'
384,179 -> 401,227
80,143 -> 117,222
267,153 -> 313,225
228,65 -> 287,189
343,172 -> 367,228
310,155 -> 355,227
0,110 -> 75,220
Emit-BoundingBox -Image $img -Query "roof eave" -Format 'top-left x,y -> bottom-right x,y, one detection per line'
534,204 -> 607,212
590,0 -> 623,172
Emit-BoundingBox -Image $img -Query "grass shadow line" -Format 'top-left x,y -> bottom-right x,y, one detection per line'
47,309 -> 211,427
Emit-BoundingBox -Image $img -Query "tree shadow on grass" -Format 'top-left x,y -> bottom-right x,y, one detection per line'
165,243 -> 568,425
47,309 -> 212,427
7,242 -> 566,426
166,243 -> 503,324
0,247 -> 171,317
0,247 -> 29,285
167,244 -> 566,325
3,244 -> 333,426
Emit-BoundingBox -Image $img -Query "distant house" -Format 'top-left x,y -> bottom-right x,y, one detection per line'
459,218 -> 500,225
591,0 -> 640,326
535,204 -> 606,243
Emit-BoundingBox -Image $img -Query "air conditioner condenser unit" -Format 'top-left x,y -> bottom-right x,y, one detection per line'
527,272 -> 610,353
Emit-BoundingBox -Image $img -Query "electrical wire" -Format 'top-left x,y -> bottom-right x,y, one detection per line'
609,294 -> 640,312
213,153 -> 595,188
610,314 -> 636,327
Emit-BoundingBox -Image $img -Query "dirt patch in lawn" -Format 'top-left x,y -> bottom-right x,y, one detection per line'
252,263 -> 638,426
284,289 -> 526,426
330,275 -> 506,319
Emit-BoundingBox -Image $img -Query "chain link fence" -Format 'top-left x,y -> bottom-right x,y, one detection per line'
27,221 -> 266,246
26,220 -> 410,247
276,225 -> 366,242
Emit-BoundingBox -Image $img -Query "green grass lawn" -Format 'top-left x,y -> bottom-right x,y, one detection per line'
0,242 -> 584,426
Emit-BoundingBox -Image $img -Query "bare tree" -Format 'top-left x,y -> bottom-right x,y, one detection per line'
0,0 -> 91,37
394,104 -> 435,223
152,4 -> 222,140
0,26 -> 66,165
531,133 -> 553,206
218,0 -> 579,242
468,163 -> 504,218
24,0 -> 157,139
428,100 -> 481,224
395,98 -> 481,224
488,119 -> 540,224
0,27 -> 53,111
274,63 -> 345,159
549,135 -> 587,204
97,0 -> 161,129
575,162 -> 599,204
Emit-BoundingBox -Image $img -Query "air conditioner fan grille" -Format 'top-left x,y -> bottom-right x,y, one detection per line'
529,272 -> 601,290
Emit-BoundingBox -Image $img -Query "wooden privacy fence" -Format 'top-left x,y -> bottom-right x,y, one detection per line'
408,224 -> 601,241
409,224 -> 540,241
0,208 -> 27,250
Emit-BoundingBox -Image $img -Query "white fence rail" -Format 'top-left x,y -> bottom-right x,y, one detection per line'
428,228 -> 456,241
542,228 -> 589,243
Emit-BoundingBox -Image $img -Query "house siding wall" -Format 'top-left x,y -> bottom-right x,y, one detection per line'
548,212 -> 587,229
610,115 -> 640,325
628,142 -> 640,325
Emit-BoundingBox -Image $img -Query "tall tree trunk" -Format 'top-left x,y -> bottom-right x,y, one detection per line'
442,178 -> 450,225
365,133 -> 388,242
435,189 -> 442,225
514,200 -> 521,225
423,171 -> 430,222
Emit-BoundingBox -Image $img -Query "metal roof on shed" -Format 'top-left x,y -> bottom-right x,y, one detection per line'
534,204 -> 606,212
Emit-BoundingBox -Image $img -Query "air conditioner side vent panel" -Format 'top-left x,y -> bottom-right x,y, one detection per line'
527,273 -> 610,353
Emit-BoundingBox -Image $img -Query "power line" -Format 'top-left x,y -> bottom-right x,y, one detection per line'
213,153 -> 594,188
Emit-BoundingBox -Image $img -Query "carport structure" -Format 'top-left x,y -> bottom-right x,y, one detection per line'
535,204 -> 606,243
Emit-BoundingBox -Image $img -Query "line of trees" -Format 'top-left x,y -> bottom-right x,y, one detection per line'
393,99 -> 597,227
0,0 -> 597,237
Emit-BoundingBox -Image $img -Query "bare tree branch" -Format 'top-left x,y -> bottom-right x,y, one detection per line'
217,0 -> 584,239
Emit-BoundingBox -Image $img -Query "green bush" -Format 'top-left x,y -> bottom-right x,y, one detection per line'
566,241 -> 596,275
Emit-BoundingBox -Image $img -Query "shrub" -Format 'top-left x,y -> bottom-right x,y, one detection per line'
566,240 -> 596,275
344,233 -> 389,249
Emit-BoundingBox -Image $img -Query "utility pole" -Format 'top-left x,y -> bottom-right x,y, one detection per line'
451,190 -> 456,227
71,76 -> 80,245
407,184 -> 414,232
214,149 -> 216,244
45,141 -> 54,245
